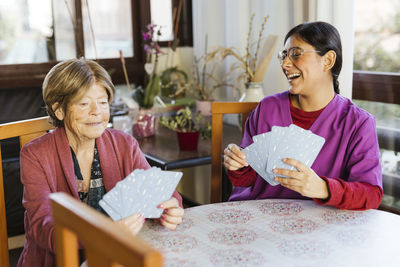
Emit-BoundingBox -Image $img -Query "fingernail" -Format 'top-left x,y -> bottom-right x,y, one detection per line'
161,214 -> 165,219
142,218 -> 146,223
164,209 -> 168,213
160,218 -> 164,223
136,214 -> 142,218
158,204 -> 163,209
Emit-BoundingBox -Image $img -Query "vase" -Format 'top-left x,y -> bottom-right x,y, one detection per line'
239,82 -> 264,102
176,131 -> 200,150
196,100 -> 212,116
132,109 -> 157,138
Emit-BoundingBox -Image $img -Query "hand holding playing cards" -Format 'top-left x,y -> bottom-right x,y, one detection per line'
158,197 -> 184,230
273,158 -> 329,199
224,144 -> 249,171
116,213 -> 145,235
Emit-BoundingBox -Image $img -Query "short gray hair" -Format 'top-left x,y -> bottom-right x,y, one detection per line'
42,58 -> 115,127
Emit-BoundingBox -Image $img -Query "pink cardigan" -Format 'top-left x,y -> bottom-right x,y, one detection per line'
17,127 -> 182,267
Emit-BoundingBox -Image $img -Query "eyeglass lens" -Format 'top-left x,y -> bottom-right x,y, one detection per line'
278,47 -> 302,64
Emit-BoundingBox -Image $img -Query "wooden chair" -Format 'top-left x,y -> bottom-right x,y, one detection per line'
210,102 -> 258,203
0,116 -> 54,267
50,192 -> 162,267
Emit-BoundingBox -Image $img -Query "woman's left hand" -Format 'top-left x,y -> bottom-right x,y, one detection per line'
273,158 -> 329,200
158,197 -> 184,230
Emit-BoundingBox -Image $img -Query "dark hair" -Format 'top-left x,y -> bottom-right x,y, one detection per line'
284,21 -> 342,94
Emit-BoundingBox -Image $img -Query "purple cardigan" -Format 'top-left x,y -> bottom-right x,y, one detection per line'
230,91 -> 382,201
17,127 -> 182,267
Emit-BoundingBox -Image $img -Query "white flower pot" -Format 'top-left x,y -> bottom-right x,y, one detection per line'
239,82 -> 264,102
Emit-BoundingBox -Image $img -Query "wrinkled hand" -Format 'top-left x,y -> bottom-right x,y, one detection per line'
223,144 -> 248,171
116,213 -> 145,235
158,197 -> 184,230
273,158 -> 329,200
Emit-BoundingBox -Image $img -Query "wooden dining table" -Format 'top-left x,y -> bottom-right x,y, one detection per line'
138,199 -> 400,267
137,123 -> 241,170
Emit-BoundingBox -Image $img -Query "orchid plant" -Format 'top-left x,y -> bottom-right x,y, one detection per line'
132,24 -> 163,109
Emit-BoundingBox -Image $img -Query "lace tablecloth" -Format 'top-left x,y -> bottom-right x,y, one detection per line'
138,199 -> 400,267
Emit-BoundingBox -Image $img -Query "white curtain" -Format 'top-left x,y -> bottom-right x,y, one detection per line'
192,0 -> 355,99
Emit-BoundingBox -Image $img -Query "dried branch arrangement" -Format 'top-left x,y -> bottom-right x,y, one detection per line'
206,15 -> 278,92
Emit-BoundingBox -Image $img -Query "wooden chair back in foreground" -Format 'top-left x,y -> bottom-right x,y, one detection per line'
50,192 -> 163,267
211,102 -> 258,203
0,116 -> 54,267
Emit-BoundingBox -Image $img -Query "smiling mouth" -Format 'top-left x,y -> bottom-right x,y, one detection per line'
286,73 -> 301,81
86,122 -> 102,126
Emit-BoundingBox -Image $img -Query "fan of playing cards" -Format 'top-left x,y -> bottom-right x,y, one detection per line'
99,167 -> 182,221
242,124 -> 325,186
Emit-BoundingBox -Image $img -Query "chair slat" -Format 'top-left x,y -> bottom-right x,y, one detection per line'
0,116 -> 54,267
51,192 -> 163,267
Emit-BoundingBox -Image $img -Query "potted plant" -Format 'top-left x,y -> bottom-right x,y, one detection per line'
160,66 -> 189,99
131,24 -> 163,137
160,106 -> 203,150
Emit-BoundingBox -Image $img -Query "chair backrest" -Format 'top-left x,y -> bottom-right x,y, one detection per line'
211,102 -> 258,203
50,192 -> 163,267
0,116 -> 54,267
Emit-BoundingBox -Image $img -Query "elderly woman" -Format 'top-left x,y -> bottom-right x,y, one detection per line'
17,58 -> 184,267
224,21 -> 382,210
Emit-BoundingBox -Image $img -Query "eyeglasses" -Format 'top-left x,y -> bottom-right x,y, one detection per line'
278,47 -> 321,65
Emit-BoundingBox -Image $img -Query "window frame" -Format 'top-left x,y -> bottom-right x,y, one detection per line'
352,71 -> 400,105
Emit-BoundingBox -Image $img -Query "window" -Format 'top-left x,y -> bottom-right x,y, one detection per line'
0,0 -> 150,89
151,0 -> 192,47
0,0 -> 192,89
82,0 -> 134,59
150,0 -> 173,41
353,0 -> 400,105
353,0 -> 400,213
0,0 -> 53,64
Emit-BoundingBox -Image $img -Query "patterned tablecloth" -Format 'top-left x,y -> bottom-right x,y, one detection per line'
138,199 -> 400,267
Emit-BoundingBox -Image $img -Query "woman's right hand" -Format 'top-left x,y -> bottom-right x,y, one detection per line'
223,144 -> 248,171
116,213 -> 145,235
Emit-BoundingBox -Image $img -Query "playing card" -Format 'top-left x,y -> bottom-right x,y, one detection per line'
102,184 -> 123,214
136,168 -> 182,218
122,170 -> 147,218
242,138 -> 278,186
266,126 -> 289,176
99,199 -> 122,221
100,167 -> 182,221
267,124 -> 325,177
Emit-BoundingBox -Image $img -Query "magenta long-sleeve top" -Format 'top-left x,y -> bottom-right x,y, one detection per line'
229,91 -> 382,201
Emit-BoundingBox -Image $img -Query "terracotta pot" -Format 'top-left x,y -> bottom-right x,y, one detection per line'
176,131 -> 200,150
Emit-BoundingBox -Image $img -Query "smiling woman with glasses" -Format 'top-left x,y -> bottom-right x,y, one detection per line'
223,21 -> 382,212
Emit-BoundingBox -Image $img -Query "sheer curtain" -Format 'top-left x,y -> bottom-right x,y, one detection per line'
192,0 -> 354,99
